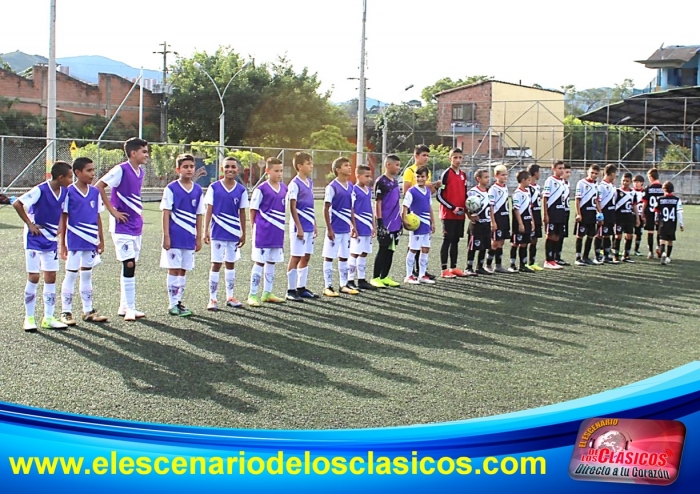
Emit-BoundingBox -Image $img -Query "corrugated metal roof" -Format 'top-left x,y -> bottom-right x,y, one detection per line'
636,45 -> 700,68
435,80 -> 564,97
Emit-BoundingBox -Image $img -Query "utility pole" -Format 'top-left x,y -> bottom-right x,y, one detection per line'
356,0 -> 367,166
153,41 -> 176,142
46,0 -> 56,178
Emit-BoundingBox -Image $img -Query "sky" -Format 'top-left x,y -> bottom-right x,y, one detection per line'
1,0 -> 698,104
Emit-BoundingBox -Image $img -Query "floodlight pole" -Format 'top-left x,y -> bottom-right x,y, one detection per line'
46,0 -> 57,178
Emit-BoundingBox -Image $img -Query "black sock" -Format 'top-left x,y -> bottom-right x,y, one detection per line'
624,238 -> 632,255
667,245 -> 673,257
613,237 -> 621,255
660,244 -> 666,256
487,249 -> 495,267
381,249 -> 395,279
635,235 -> 641,252
496,247 -> 503,267
529,242 -> 537,265
373,247 -> 388,279
519,246 -> 528,267
584,237 -> 593,258
413,250 -> 420,276
595,237 -> 602,256
575,238 -> 583,258
648,234 -> 655,253
603,237 -> 611,256
556,238 -> 564,260
477,249 -> 486,268
449,239 -> 459,269
440,238 -> 450,270
510,245 -> 517,266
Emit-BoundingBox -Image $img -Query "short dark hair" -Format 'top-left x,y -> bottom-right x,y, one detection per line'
648,168 -> 659,180
415,166 -> 429,177
604,164 -> 617,175
414,144 -> 430,156
662,181 -> 674,193
332,157 -> 350,175
51,161 -> 72,180
386,154 -> 400,164
589,164 -> 601,172
527,164 -> 540,175
266,157 -> 283,169
622,172 -> 633,180
449,147 -> 463,155
516,170 -> 530,183
124,137 -> 148,158
293,152 -> 312,170
633,174 -> 645,183
72,157 -> 93,173
176,153 -> 195,168
356,164 -> 371,174
563,162 -> 572,170
552,160 -> 564,168
222,156 -> 240,168
474,168 -> 489,180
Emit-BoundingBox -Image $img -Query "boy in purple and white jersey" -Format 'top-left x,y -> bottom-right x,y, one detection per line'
286,152 -> 318,302
349,164 -> 377,291
322,157 -> 359,297
204,157 -> 248,311
160,154 -> 205,317
402,166 -> 436,285
247,158 -> 288,307
58,157 -> 108,326
13,161 -> 73,331
96,137 -> 148,322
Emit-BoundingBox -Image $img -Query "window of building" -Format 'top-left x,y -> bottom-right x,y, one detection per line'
452,103 -> 476,122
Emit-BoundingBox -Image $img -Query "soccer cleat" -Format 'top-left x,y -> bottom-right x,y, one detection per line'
357,279 -> 378,291
246,294 -> 262,307
226,297 -> 243,308
340,285 -> 360,295
634,251 -> 643,256
60,312 -> 77,326
124,309 -> 140,321
297,288 -> 320,298
575,259 -> 587,266
323,287 -> 340,297
508,265 -> 519,273
168,306 -> 181,316
464,268 -> 478,276
369,278 -> 387,289
519,265 -> 535,273
207,299 -> 219,311
591,257 -> 603,265
528,264 -> 544,271
426,272 -> 437,281
41,317 -> 68,330
419,275 -> 436,284
347,281 -> 359,290
450,268 -> 468,277
484,265 -> 495,274
23,316 -> 37,332
665,256 -> 671,265
118,307 -> 145,318
647,252 -> 654,260
556,259 -> 571,266
82,310 -> 108,323
441,269 -> 457,279
660,254 -> 667,265
605,257 -> 620,265
656,247 -> 662,259
380,277 -> 401,288
286,290 -> 304,302
622,256 -> 635,264
262,292 -> 285,303
543,261 -> 563,270
476,267 -> 493,275
494,265 -> 510,274
404,275 -> 420,285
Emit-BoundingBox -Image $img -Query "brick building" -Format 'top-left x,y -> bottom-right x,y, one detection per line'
0,65 -> 159,128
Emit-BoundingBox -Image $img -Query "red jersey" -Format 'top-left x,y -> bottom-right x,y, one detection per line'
437,167 -> 468,220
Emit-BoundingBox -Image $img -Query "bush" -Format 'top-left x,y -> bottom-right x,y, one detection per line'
660,144 -> 692,170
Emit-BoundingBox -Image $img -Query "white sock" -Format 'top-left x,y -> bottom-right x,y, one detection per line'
263,263 -> 276,293
24,280 -> 38,318
43,283 -> 56,319
287,268 -> 297,291
178,275 -> 186,303
61,270 -> 78,313
406,252 -> 416,278
357,256 -> 367,280
122,276 -> 136,310
209,271 -> 220,301
347,256 -> 357,282
297,266 -> 309,289
249,264 -> 263,295
225,269 -> 235,299
323,260 -> 333,288
120,277 -> 126,309
419,253 -> 429,278
79,270 -> 93,313
167,274 -> 179,308
339,260 -> 349,287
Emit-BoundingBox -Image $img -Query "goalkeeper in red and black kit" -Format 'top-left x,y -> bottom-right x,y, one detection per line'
436,148 -> 469,278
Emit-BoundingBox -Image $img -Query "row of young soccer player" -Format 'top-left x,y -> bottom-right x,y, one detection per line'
12,139 -> 685,332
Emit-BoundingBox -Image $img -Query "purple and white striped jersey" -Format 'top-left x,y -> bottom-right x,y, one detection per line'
204,180 -> 249,243
64,184 -> 104,251
324,179 -> 354,234
19,181 -> 67,251
352,185 -> 373,237
402,185 -> 432,235
250,181 -> 287,249
288,176 -> 315,233
99,162 -> 144,236
160,180 -> 205,250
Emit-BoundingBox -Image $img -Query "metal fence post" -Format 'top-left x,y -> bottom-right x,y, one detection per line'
1,136 -> 4,189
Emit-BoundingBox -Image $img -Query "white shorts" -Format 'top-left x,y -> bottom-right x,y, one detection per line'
66,250 -> 102,271
409,232 -> 432,251
350,235 -> 373,256
112,234 -> 142,262
160,248 -> 195,270
251,247 -> 284,264
210,240 -> 241,264
290,231 -> 315,257
322,232 -> 351,259
25,249 -> 59,273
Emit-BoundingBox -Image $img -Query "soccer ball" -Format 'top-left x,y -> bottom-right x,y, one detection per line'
466,195 -> 483,214
404,212 -> 420,231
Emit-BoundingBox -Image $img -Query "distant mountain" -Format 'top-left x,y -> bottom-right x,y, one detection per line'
0,51 -> 161,83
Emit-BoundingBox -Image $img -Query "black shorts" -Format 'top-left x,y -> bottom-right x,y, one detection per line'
493,215 -> 510,242
658,225 -> 676,242
378,230 -> 401,248
576,221 -> 597,238
442,219 -> 465,240
615,223 -> 635,235
562,219 -> 570,238
644,212 -> 657,231
533,220 -> 543,239
599,223 -> 615,237
511,229 -> 533,245
468,223 -> 490,251
546,222 -> 566,237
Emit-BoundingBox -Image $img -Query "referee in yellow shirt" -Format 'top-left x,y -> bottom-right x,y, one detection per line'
403,145 -> 442,279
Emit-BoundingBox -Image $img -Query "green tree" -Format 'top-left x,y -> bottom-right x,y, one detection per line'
660,144 -> 692,169
420,75 -> 493,104
303,124 -> 355,165
563,79 -> 635,117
